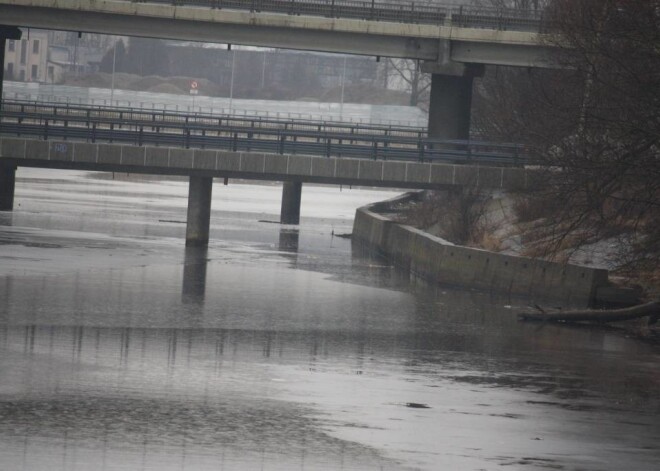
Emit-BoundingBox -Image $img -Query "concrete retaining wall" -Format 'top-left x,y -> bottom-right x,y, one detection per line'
353,194 -> 609,307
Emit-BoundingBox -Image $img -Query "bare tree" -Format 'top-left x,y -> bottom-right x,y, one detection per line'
384,58 -> 431,108
476,0 -> 660,284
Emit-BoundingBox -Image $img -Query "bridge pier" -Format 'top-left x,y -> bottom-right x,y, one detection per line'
185,176 -> 213,246
280,181 -> 302,225
0,164 -> 16,211
424,63 -> 485,141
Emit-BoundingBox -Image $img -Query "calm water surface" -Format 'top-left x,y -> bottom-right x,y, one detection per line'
1,169 -> 658,471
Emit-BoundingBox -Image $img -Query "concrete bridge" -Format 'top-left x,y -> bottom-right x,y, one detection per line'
0,103 -> 531,245
0,0 -> 553,245
0,0 -> 557,145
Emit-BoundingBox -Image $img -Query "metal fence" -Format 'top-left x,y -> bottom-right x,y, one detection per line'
135,0 -> 544,32
2,91 -> 428,128
1,100 -> 527,166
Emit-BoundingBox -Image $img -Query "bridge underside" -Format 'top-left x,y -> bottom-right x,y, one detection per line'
0,1 -> 553,66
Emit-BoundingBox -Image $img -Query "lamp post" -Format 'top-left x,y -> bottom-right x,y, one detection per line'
110,42 -> 116,106
229,48 -> 236,114
339,55 -> 347,120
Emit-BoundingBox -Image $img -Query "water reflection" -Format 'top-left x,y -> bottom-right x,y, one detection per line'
2,172 -> 660,471
0,325 -> 405,471
278,228 -> 299,252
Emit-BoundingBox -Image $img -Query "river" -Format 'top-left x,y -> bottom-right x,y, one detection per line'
1,168 -> 658,471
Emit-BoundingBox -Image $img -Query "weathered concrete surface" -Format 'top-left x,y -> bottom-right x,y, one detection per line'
0,163 -> 16,211
352,194 -> 609,307
280,181 -> 303,225
0,0 -> 553,66
185,176 -> 213,247
0,137 -> 532,192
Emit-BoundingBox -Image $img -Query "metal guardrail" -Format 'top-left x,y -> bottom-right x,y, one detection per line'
135,0 -> 545,32
0,101 -> 528,166
2,91 -> 427,128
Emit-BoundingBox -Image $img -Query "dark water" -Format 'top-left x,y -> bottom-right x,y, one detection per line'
1,169 -> 658,471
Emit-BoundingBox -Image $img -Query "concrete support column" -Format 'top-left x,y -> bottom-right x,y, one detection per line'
0,165 -> 16,211
185,176 -> 213,246
428,73 -> 474,140
422,58 -> 484,140
280,181 -> 302,225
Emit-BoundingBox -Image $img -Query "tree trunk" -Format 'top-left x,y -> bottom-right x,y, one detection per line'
518,301 -> 660,323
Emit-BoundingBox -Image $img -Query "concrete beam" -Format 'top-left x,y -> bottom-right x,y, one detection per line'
185,176 -> 213,247
0,138 -> 533,191
280,181 -> 302,225
450,41 -> 557,68
0,3 -> 438,60
0,0 -> 549,63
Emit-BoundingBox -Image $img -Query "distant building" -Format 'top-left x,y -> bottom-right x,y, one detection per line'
3,30 -> 107,84
3,31 -> 49,82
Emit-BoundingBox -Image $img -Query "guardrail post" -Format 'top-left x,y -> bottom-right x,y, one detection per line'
185,128 -> 190,149
232,132 -> 238,152
326,138 -> 331,157
138,126 -> 143,146
372,140 -> 378,160
92,122 -> 96,143
43,119 -> 48,141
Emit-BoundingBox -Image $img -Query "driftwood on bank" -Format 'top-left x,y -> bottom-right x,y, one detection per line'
518,301 -> 660,324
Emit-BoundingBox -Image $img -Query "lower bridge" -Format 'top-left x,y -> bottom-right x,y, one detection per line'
0,102 -> 535,246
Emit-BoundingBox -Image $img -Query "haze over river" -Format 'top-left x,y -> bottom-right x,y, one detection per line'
1,169 -> 658,471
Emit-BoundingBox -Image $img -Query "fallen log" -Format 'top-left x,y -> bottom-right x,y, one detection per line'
518,300 -> 660,324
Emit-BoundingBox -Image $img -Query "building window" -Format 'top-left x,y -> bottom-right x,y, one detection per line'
48,65 -> 54,81
8,40 -> 15,52
20,40 -> 27,64
31,64 -> 38,80
7,62 -> 14,79
32,40 -> 40,54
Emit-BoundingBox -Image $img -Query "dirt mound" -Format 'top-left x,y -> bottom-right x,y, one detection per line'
131,75 -> 166,90
147,83 -> 186,95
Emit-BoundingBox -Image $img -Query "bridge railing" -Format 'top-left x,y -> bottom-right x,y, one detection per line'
0,100 -> 529,166
1,100 -> 427,138
2,91 -> 427,128
133,0 -> 545,32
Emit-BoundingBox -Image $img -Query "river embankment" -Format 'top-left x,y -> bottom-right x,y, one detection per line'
352,192 -> 614,307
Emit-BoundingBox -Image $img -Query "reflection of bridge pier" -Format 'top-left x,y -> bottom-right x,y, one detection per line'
278,228 -> 300,252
